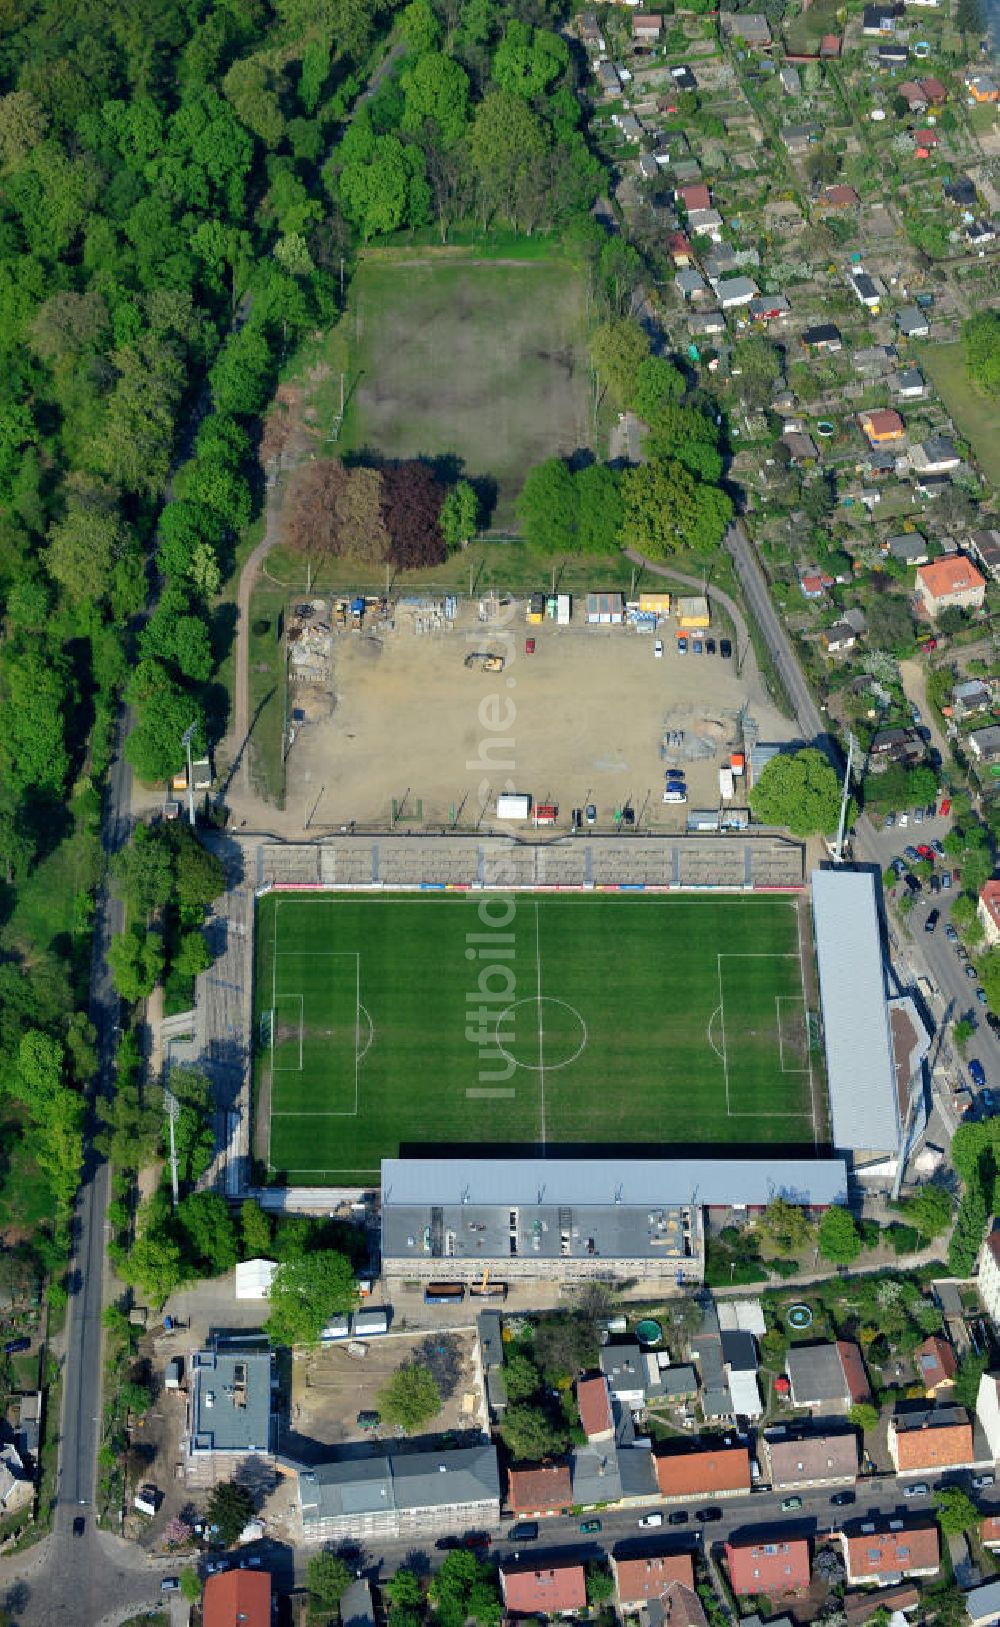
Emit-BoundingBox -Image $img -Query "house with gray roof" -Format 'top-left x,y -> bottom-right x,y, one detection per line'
341,1578 -> 376,1627
295,1443 -> 500,1542
896,368 -> 926,399
952,679 -> 993,719
676,269 -> 709,300
898,306 -> 930,338
602,1344 -> 647,1407
572,1444 -> 623,1507
970,528 -> 1000,580
888,533 -> 929,565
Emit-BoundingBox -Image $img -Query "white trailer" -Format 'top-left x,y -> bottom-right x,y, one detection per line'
556,594 -> 572,625
496,793 -> 531,820
719,767 -> 735,801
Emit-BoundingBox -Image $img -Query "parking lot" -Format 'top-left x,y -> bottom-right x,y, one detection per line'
290,1328 -> 483,1453
286,605 -> 796,832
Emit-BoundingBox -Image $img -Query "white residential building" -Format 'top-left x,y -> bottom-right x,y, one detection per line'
976,1371 -> 1000,1462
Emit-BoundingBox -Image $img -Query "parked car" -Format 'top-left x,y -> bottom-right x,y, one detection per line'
925,910 -> 939,933
462,1533 -> 491,1551
697,1508 -> 722,1523
509,1523 -> 539,1542
966,964 -> 979,980
987,1012 -> 1000,1035
904,1483 -> 930,1498
891,857 -> 907,877
720,639 -> 733,659
914,807 -> 924,825
580,1519 -> 602,1534
904,873 -> 922,894
970,1061 -> 987,1089
898,812 -> 909,827
904,845 -> 919,861
946,924 -> 959,942
932,839 -> 945,856
958,945 -> 970,960
586,804 -> 597,825
781,1496 -> 803,1511
161,1579 -> 180,1594
942,872 -> 952,889
940,798 -> 952,817
916,843 -> 933,859
654,640 -> 663,658
677,636 -> 688,654
639,1513 -> 664,1528
973,1474 -> 996,1490
978,988 -> 988,1006
692,638 -> 704,654
830,1492 -> 855,1507
884,812 -> 896,829
73,1517 -> 85,1537
668,1512 -> 690,1526
706,638 -> 716,655
930,874 -> 940,894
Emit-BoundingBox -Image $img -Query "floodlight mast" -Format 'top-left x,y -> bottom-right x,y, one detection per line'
833,732 -> 855,865
181,721 -> 198,829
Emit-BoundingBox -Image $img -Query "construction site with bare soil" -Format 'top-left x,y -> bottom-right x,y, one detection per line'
277,593 -> 797,834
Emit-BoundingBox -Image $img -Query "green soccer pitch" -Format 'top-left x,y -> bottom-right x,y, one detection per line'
254,891 -> 822,1184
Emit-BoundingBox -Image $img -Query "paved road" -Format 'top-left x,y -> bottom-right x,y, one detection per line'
725,523 -> 833,753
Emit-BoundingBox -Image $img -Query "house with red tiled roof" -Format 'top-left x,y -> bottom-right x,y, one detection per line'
577,1376 -> 613,1442
887,1405 -> 974,1474
822,184 -> 861,208
913,128 -> 939,154
507,1463 -> 573,1515
915,1336 -> 957,1397
668,232 -> 693,267
839,1517 -> 940,1584
725,1537 -> 811,1596
861,408 -> 905,444
982,1514 -> 1000,1550
979,881 -> 1000,949
203,1570 -> 271,1627
916,556 -> 987,618
654,1442 -> 751,1501
613,1550 -> 695,1606
677,183 -> 712,212
500,1561 -> 587,1617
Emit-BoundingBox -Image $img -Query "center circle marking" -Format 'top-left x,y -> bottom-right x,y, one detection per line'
495,997 -> 588,1072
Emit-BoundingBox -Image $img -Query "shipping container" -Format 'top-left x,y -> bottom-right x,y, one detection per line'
352,1308 -> 391,1337
557,594 -> 572,624
424,1283 -> 466,1304
320,1315 -> 350,1343
497,793 -> 531,820
532,803 -> 558,826
719,767 -> 735,801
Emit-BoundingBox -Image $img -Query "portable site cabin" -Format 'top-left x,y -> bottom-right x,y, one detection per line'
320,1315 -> 350,1344
586,592 -> 625,624
526,593 -> 546,625
677,594 -> 710,629
532,804 -> 558,826
497,793 -> 532,821
557,594 -> 572,624
719,767 -> 735,801
353,1308 -> 390,1337
639,592 -> 672,617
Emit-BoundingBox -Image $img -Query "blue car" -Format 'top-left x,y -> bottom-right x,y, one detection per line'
970,1060 -> 987,1089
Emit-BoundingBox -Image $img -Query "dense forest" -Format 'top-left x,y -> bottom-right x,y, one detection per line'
0,0 -> 403,1288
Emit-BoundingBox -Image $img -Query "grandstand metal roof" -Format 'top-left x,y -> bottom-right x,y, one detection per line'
382,1158 -> 849,1209
810,868 -> 899,1154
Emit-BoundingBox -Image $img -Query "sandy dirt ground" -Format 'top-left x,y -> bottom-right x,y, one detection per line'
284,605 -> 797,834
290,1328 -> 481,1453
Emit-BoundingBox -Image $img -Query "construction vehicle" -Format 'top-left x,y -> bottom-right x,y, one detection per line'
463,652 -> 505,672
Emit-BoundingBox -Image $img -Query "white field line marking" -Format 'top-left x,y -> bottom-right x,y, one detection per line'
465,1088 -> 517,1099
716,954 -> 731,1115
775,995 -> 809,1075
718,955 -> 814,1119
535,901 -> 546,1152
795,894 -> 821,1149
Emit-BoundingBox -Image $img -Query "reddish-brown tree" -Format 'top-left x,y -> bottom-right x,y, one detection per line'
380,462 -> 446,569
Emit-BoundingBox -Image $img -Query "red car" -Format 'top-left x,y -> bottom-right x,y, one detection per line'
525,638 -> 535,655
916,844 -> 933,859
939,798 -> 951,817
920,637 -> 938,653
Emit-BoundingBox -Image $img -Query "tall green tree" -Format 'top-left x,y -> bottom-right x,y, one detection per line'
749,748 -> 847,837
265,1251 -> 359,1345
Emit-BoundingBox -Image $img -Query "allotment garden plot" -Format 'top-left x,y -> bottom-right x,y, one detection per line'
255,891 -> 821,1184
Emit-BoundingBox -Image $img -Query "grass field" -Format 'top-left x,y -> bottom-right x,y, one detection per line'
333,251 -> 593,528
922,342 -> 1000,487
255,892 -> 820,1184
